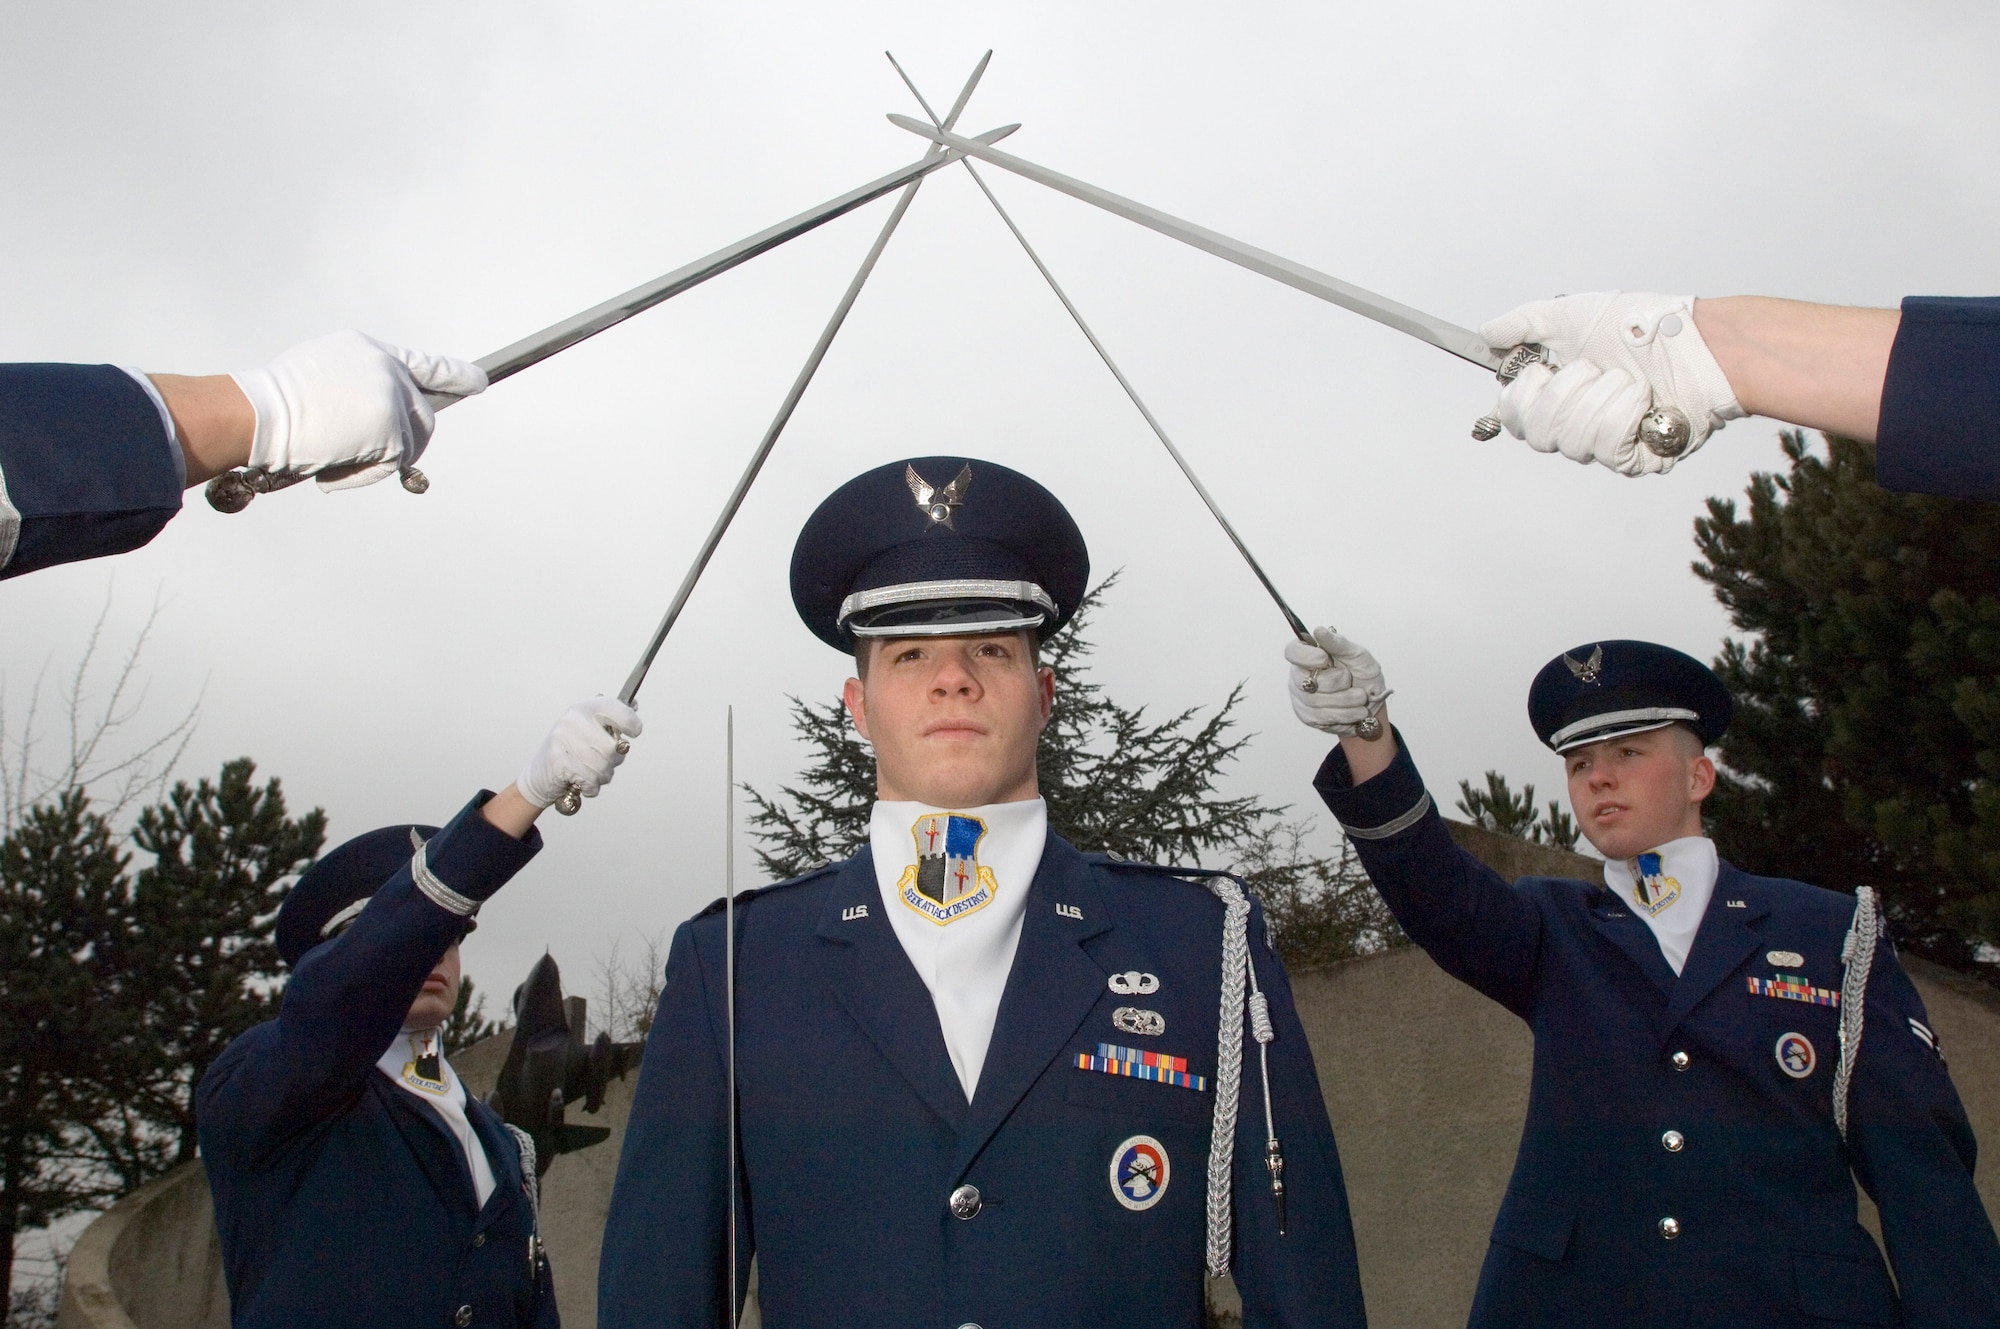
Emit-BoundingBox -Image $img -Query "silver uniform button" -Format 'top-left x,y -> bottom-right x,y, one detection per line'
949,1184 -> 982,1220
1671,1051 -> 1690,1071
1658,1216 -> 1681,1240
1662,1130 -> 1685,1153
455,1307 -> 474,1327
958,1324 -> 984,1329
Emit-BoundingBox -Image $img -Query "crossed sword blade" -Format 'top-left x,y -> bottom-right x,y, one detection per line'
552,53 -> 997,815
203,115 -> 1018,512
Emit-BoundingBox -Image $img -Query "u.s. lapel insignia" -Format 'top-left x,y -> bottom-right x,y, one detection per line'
402,1029 -> 448,1095
1113,1007 -> 1165,1037
842,904 -> 868,921
897,812 -> 997,925
1108,971 -> 1160,996
1109,1135 -> 1170,1211
1628,852 -> 1681,916
1774,1032 -> 1816,1079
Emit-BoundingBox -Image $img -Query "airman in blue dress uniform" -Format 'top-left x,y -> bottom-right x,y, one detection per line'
197,695 -> 641,1328
1285,627 -> 2000,1327
0,331 -> 483,579
599,457 -> 1368,1329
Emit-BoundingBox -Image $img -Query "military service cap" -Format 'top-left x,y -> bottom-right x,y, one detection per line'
1527,639 -> 1732,754
276,822 -> 447,967
791,455 -> 1089,651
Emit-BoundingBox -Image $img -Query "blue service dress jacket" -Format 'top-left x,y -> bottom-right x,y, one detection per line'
0,363 -> 182,579
1313,737 -> 2000,1329
1877,295 -> 2000,500
197,794 -> 558,1329
598,834 -> 1369,1329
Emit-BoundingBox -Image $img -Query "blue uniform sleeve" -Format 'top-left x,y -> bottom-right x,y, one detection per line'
1875,296 -> 2000,500
1844,937 -> 2000,1326
0,364 -> 183,578
1311,735 -> 1543,1018
1229,900 -> 1369,1328
599,917 -> 751,1329
196,793 -> 540,1168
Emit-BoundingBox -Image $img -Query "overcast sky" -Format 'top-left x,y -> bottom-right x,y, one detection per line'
5,1 -> 1999,1022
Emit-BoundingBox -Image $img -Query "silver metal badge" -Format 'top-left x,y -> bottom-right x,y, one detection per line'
1562,644 -> 1604,684
1766,949 -> 1804,968
1775,1032 -> 1816,1080
1108,971 -> 1160,996
1113,1007 -> 1165,1036
906,462 -> 973,528
1109,1135 -> 1170,1212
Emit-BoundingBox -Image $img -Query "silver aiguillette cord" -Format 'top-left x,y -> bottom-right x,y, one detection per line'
887,53 -> 1314,649
726,705 -> 738,1328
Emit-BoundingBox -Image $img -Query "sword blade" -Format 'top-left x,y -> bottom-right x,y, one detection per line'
611,67 -> 989,709
433,121 -> 1022,410
885,115 -> 1502,372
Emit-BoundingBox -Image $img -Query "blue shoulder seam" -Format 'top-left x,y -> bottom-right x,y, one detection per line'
693,858 -> 843,918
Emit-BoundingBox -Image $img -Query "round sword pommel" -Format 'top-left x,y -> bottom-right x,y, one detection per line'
400,467 -> 430,495
555,787 -> 583,816
1638,406 -> 1693,458
205,471 -> 257,514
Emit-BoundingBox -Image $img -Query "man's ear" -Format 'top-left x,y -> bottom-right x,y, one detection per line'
1037,665 -> 1056,725
1689,753 -> 1717,803
843,676 -> 872,741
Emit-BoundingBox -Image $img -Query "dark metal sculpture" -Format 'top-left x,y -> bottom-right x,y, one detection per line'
488,952 -> 643,1177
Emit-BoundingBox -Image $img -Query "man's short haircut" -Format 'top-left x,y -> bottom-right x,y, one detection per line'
854,630 -> 1042,682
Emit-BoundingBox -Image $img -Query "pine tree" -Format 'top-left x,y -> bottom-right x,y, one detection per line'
1455,770 -> 1580,851
1693,430 -> 2000,970
443,977 -> 505,1055
0,792 -> 131,1295
112,759 -> 325,1170
743,576 -> 1403,968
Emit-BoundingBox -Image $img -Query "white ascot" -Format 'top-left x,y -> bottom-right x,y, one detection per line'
375,1027 -> 497,1207
871,798 -> 1047,1100
1601,835 -> 1719,975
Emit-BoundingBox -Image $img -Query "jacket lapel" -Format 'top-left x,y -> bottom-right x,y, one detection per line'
814,849 -> 969,1134
466,1095 -> 522,1232
952,838 -> 1111,1179
1587,889 -> 1678,998
377,1078 -> 480,1215
1663,864 -> 1770,1032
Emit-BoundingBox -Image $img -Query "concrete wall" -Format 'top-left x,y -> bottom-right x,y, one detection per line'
59,823 -> 2000,1329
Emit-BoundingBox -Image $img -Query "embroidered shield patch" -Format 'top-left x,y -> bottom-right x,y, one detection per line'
1629,851 -> 1681,916
897,812 -> 997,925
1110,1135 -> 1170,1211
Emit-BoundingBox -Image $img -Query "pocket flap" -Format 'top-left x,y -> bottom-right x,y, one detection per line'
1792,1252 -> 1896,1325
1488,1189 -> 1574,1262
1063,1063 -> 1212,1122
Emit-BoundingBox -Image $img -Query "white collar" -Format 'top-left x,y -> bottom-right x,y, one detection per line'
869,798 -> 1046,1099
1601,836 -> 1719,976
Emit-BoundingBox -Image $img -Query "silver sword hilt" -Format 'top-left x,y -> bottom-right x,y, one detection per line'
553,730 -> 632,816
205,465 -> 429,512
1471,341 -> 1693,458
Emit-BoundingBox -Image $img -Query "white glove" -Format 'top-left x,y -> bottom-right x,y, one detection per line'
1478,292 -> 1743,476
232,330 -> 488,492
516,697 -> 644,810
1285,627 -> 1388,736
